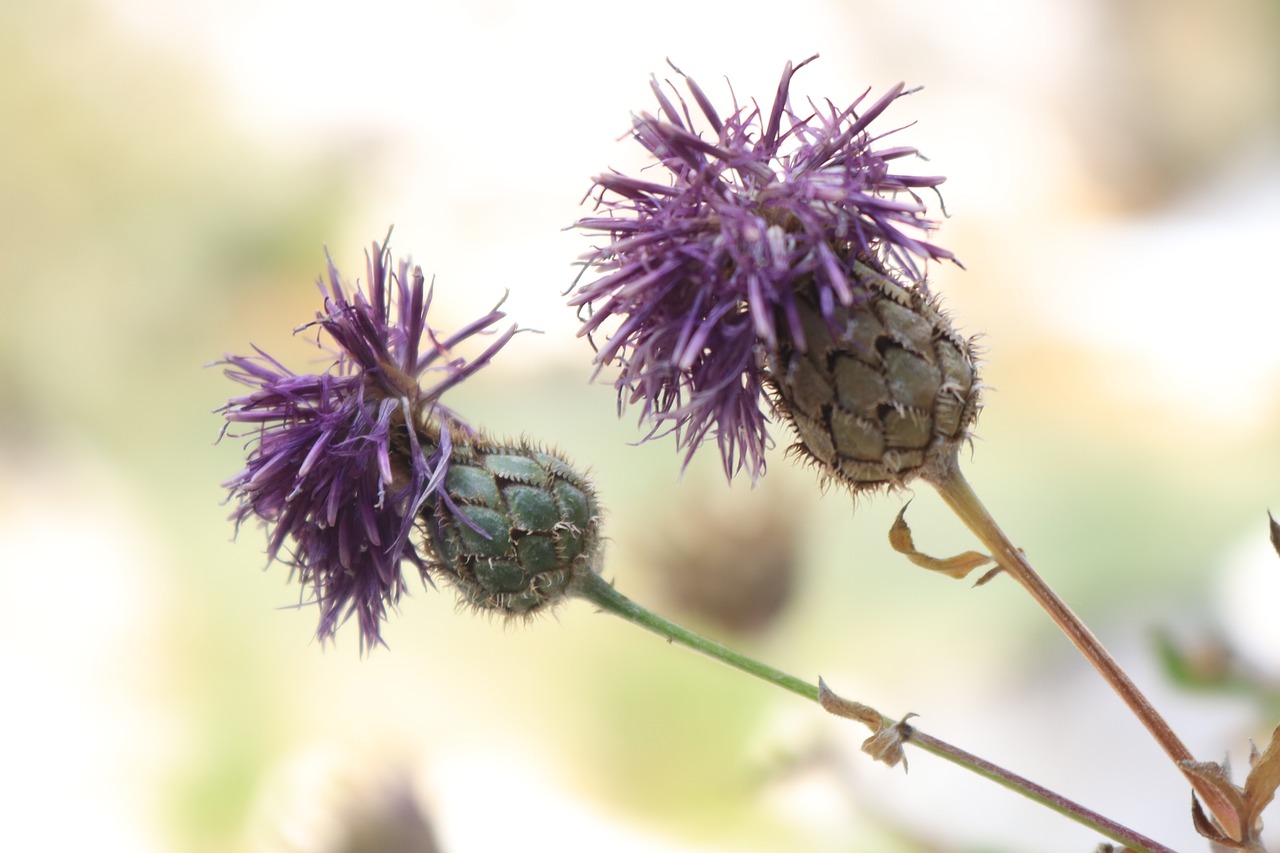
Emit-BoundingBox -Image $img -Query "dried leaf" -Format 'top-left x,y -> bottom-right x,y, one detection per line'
1242,725 -> 1280,837
861,713 -> 917,771
1182,760 -> 1247,844
816,679 -> 913,771
888,503 -> 994,580
1191,793 -> 1238,847
817,677 -> 884,730
1269,511 -> 1280,560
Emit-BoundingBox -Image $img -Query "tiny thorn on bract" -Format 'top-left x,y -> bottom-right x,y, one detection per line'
889,502 -> 994,580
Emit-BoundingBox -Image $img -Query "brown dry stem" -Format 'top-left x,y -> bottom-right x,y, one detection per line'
925,459 -> 1244,842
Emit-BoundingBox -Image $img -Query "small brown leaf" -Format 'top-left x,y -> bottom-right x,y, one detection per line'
888,503 -> 994,580
1269,511 -> 1280,560
860,714 -> 917,771
1191,793 -> 1236,847
1242,725 -> 1280,837
817,677 -> 884,731
817,679 -> 914,771
1181,760 -> 1247,844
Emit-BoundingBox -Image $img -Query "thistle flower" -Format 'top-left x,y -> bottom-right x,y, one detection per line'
219,236 -> 517,650
572,57 -> 979,489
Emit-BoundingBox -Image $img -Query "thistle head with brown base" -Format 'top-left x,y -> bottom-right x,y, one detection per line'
767,258 -> 981,494
572,57 -> 978,487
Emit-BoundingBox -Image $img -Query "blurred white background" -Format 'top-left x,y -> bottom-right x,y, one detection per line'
2,1 -> 1279,851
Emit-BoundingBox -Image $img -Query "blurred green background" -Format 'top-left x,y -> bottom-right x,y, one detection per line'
2,1 -> 1279,851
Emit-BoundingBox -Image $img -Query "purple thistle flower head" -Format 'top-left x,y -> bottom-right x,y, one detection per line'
571,56 -> 955,481
219,235 -> 517,651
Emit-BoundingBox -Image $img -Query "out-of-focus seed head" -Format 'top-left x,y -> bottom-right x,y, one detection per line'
424,438 -> 602,618
641,481 -> 801,635
767,258 -> 981,493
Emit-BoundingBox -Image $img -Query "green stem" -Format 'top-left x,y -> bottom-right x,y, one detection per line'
569,569 -> 1176,853
570,568 -> 817,702
927,462 -> 1241,841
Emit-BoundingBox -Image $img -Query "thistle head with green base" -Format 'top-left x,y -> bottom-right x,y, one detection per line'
219,235 -> 601,650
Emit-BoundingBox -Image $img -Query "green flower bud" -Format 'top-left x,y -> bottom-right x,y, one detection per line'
768,264 -> 982,493
424,437 -> 602,617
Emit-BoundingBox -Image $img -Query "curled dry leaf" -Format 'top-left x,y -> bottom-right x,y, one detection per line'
1180,733 -> 1280,852
1268,511 -> 1279,560
860,714 -> 917,771
817,677 -> 884,729
1190,791 -> 1242,849
1182,759 -> 1245,845
889,502 -> 995,581
817,678 -> 914,771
